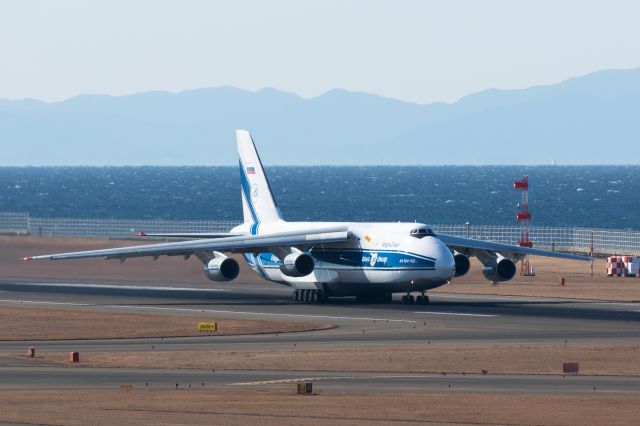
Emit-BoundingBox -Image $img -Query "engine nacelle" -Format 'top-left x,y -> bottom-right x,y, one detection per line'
279,252 -> 315,277
453,252 -> 471,277
204,256 -> 240,282
482,257 -> 517,282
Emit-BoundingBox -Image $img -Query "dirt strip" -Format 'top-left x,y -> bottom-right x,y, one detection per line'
433,256 -> 640,302
12,344 -> 639,376
0,390 -> 638,425
0,306 -> 332,341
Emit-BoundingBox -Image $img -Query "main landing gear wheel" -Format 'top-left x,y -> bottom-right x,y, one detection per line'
401,294 -> 415,305
403,293 -> 429,305
416,293 -> 430,305
292,289 -> 325,304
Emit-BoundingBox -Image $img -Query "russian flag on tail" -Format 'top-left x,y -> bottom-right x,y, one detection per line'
246,163 -> 256,174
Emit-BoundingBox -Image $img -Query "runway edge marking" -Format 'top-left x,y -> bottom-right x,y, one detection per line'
0,299 -> 416,323
412,311 -> 498,317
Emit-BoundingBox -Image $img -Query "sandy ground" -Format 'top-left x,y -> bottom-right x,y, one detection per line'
2,236 -> 639,424
2,236 -> 639,301
0,390 -> 638,425
1,236 -> 225,285
14,343 -> 637,376
0,306 -> 330,341
435,256 -> 640,301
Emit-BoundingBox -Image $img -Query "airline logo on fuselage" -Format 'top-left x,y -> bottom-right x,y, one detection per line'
363,252 -> 388,266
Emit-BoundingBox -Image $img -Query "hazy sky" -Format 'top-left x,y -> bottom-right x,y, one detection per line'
1,0 -> 639,104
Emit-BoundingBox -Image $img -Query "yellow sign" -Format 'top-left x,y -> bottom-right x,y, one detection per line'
198,322 -> 217,332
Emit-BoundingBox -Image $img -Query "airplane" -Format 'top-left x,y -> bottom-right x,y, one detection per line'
22,130 -> 589,305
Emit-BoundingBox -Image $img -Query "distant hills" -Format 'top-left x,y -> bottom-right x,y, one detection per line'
1,68 -> 639,165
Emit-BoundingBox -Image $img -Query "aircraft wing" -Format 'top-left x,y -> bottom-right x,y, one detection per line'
437,233 -> 590,261
22,226 -> 350,261
135,232 -> 243,239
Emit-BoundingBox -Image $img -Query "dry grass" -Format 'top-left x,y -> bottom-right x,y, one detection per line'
434,257 -> 640,301
0,306 -> 331,341
0,390 -> 638,425
23,344 -> 640,376
0,235 -> 249,285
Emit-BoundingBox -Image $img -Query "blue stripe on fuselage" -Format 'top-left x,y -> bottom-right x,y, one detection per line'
255,249 -> 436,269
244,253 -> 269,279
239,159 -> 259,235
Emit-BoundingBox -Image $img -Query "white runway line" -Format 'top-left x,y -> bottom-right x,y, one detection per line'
0,299 -> 416,323
413,311 -> 498,317
2,282 -> 230,292
0,299 -> 94,307
592,302 -> 640,308
232,374 -> 419,386
116,305 -> 418,323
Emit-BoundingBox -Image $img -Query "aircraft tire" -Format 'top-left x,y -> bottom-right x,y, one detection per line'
409,295 -> 415,305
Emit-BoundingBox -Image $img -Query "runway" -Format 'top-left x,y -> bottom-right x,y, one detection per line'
2,367 -> 640,395
0,280 -> 639,396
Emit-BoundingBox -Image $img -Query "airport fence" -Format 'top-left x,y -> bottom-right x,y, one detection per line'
1,212 -> 639,255
0,212 -> 239,239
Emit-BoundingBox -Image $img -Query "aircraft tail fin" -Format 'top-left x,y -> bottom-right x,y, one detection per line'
237,130 -> 283,232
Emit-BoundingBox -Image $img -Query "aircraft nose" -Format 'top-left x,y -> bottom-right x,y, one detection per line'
432,238 -> 455,281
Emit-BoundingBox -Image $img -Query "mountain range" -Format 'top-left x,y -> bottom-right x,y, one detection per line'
1,68 -> 639,165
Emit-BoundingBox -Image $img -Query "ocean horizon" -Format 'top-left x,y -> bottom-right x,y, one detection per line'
1,165 -> 638,229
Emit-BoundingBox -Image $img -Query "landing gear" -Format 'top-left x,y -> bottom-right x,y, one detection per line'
292,289 -> 326,304
403,292 -> 429,305
401,294 -> 415,305
416,291 -> 430,305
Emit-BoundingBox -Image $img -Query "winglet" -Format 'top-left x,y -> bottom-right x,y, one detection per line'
20,257 -> 34,261
135,231 -> 147,237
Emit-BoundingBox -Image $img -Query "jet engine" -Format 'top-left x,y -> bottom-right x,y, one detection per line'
204,256 -> 240,282
279,251 -> 315,277
453,252 -> 471,277
482,256 -> 517,282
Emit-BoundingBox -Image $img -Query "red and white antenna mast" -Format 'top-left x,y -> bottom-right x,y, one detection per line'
514,176 -> 532,248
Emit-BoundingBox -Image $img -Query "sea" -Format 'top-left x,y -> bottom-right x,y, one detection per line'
0,166 -> 638,228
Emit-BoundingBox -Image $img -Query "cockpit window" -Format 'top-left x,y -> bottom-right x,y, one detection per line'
409,227 -> 435,239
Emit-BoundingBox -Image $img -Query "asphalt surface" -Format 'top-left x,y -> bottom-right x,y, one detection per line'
1,280 -> 639,395
2,367 -> 639,395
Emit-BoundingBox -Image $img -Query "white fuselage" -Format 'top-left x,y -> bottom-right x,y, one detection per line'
231,221 -> 456,296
